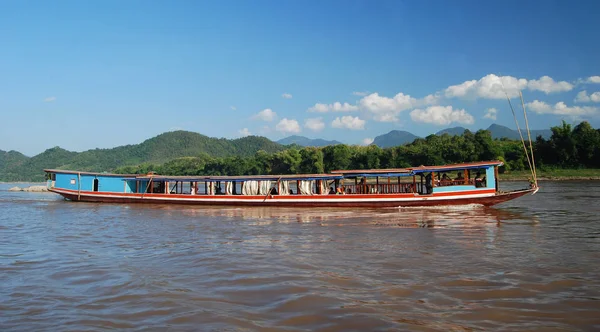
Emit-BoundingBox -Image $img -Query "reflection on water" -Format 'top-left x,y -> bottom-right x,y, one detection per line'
1,181 -> 599,331
165,204 -> 539,229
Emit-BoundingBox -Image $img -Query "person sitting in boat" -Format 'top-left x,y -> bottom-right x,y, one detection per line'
336,187 -> 345,195
358,177 -> 369,194
269,187 -> 278,195
328,187 -> 335,194
289,189 -> 294,195
454,171 -> 464,184
474,172 -> 482,187
441,173 -> 451,186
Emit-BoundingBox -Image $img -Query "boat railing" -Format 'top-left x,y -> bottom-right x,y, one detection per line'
342,183 -> 415,194
435,179 -> 475,187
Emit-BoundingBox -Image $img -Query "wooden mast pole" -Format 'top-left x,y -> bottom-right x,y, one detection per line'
77,172 -> 81,201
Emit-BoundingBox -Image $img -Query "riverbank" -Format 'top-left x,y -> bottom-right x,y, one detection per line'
8,185 -> 49,192
500,169 -> 600,181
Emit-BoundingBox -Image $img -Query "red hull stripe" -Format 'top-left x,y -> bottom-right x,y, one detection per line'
49,187 -> 531,207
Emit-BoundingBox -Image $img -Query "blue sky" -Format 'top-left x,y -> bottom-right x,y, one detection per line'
1,0 -> 600,156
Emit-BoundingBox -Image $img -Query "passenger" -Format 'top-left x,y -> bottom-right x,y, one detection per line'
441,173 -> 450,181
474,172 -> 482,187
270,187 -> 278,195
346,188 -> 352,194
336,187 -> 344,195
357,177 -> 369,194
425,173 -> 433,194
328,187 -> 335,194
289,189 -> 294,195
455,172 -> 464,184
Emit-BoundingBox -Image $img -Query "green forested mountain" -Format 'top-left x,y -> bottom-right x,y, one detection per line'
2,123 -> 598,182
372,130 -> 420,148
0,131 -> 285,181
142,121 -> 600,178
0,150 -> 30,180
0,150 -> 29,169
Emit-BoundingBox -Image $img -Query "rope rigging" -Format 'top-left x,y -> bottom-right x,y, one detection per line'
500,80 -> 538,192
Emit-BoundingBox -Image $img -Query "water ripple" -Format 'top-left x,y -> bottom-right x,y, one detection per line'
1,181 -> 600,331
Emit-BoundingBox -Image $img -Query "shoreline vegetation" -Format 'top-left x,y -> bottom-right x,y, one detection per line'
2,121 -> 600,183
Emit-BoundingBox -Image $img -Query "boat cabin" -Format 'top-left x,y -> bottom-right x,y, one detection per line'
45,161 -> 501,197
332,161 -> 500,195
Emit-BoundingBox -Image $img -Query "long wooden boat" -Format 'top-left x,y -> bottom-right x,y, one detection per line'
45,161 -> 537,208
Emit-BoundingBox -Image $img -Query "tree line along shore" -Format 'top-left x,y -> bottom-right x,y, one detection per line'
115,121 -> 600,181
1,121 -> 599,182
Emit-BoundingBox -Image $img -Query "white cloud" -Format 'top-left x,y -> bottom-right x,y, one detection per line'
527,76 -> 573,94
587,76 -> 600,84
359,92 -> 416,122
575,90 -> 600,103
525,100 -> 552,113
230,106 -> 237,110
410,106 -> 474,126
525,100 -> 598,116
352,91 -> 369,96
575,91 -> 589,103
361,138 -> 374,146
484,108 -> 498,120
44,96 -> 56,102
276,118 -> 301,133
421,93 -> 441,106
308,102 -> 359,113
238,128 -> 251,137
304,117 -> 325,132
445,74 -> 572,100
331,116 -> 366,130
445,74 -> 528,99
252,108 -> 277,122
282,93 -> 293,99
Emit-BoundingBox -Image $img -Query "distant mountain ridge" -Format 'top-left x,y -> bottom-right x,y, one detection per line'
0,131 -> 285,182
371,124 -> 552,148
435,127 -> 468,136
277,135 -> 342,147
486,124 -> 552,140
372,130 -> 420,148
434,124 -> 551,140
1,124 -> 556,181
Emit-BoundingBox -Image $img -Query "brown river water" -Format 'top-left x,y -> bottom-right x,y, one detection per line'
1,181 -> 599,331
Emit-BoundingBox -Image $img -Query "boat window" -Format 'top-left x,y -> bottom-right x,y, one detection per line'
340,176 -> 415,195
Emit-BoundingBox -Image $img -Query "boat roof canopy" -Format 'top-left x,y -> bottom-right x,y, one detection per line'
409,161 -> 503,174
125,173 -> 343,182
46,161 -> 502,181
331,168 -> 412,178
332,161 -> 503,176
44,169 -> 138,178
